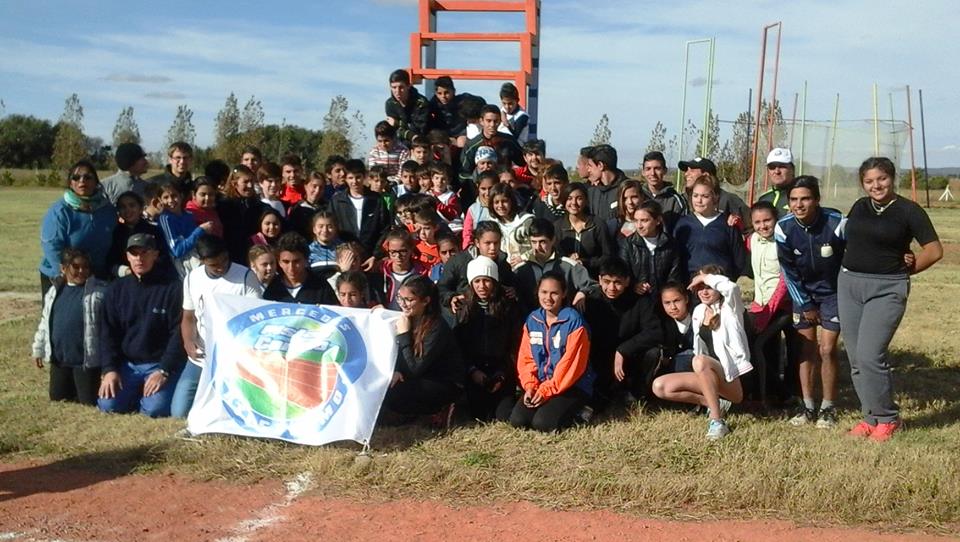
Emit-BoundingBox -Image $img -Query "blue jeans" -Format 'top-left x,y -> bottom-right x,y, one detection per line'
97,361 -> 180,418
170,361 -> 203,419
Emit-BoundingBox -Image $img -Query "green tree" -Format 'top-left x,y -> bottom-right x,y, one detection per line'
0,114 -> 56,167
696,110 -> 720,160
645,121 -> 667,154
262,123 -> 324,169
590,113 -> 611,146
166,104 -> 196,148
318,96 -> 354,162
52,93 -> 87,169
238,96 -> 265,156
214,92 -> 241,162
111,106 -> 140,147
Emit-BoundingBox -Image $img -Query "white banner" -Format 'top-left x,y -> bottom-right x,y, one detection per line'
187,294 -> 400,446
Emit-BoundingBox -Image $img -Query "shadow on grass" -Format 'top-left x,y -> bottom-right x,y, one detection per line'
0,444 -> 166,502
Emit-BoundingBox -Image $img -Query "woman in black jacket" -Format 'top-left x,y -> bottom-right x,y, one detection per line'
385,275 -> 464,418
618,200 -> 683,297
454,255 -> 523,421
219,165 -> 269,264
554,183 -> 613,278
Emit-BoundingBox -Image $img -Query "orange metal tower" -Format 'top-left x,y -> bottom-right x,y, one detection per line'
409,0 -> 541,140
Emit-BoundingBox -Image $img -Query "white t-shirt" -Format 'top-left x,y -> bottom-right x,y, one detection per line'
183,262 -> 262,364
349,195 -> 365,229
261,198 -> 285,215
643,236 -> 659,253
695,213 -> 720,227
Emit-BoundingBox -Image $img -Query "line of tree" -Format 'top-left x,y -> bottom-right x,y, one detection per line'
0,92 -> 366,172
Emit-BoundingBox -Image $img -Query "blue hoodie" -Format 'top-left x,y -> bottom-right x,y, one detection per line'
39,198 -> 117,279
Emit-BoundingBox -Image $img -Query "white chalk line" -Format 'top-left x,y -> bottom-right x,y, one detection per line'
214,471 -> 314,542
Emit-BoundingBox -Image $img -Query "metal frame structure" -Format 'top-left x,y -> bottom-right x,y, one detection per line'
747,22 -> 782,204
675,37 -> 715,189
409,0 -> 541,139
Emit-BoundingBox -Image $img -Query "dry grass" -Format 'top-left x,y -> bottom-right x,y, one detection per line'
1,187 -> 959,532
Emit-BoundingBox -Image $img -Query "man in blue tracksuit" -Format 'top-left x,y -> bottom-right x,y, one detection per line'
98,233 -> 185,417
774,176 -> 846,428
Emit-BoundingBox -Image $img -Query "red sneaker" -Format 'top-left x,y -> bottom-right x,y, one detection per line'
847,421 -> 874,438
869,420 -> 903,442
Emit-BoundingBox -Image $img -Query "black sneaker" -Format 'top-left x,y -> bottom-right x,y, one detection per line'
816,406 -> 838,429
788,406 -> 817,426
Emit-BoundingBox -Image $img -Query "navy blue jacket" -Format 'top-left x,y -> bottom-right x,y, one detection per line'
100,268 -> 185,374
774,208 -> 846,311
672,212 -> 747,281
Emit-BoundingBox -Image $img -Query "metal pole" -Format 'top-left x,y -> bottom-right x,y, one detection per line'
745,87 -> 752,187
906,85 -> 918,202
677,38 -> 712,189
827,94 -> 840,199
702,37 -> 716,159
748,26 -> 771,204
789,92 -> 799,148
799,81 -> 807,175
919,89 -> 931,208
766,23 -> 782,155
888,93 -> 899,166
872,83 -> 880,155
677,43 -> 691,189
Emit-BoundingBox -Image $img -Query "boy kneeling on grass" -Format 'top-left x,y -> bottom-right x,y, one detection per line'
651,265 -> 753,440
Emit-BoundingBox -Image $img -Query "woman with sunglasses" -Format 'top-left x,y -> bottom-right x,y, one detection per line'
39,160 -> 117,294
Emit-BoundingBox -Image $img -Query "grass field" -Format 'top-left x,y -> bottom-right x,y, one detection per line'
1,187 -> 959,533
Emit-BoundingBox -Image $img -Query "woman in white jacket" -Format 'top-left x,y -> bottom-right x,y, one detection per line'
652,265 -> 753,440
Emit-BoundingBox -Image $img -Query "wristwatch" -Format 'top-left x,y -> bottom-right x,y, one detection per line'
158,369 -> 170,378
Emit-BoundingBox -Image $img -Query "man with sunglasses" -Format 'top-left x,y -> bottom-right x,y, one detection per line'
758,148 -> 796,217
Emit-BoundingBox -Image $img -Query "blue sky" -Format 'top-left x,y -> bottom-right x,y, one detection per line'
1,0 -> 958,169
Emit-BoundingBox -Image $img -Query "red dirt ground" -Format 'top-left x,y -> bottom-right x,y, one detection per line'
0,462 -> 957,542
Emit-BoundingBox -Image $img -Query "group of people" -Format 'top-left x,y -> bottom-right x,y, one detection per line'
32,69 -> 942,441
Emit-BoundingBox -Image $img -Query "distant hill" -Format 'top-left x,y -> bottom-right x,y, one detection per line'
925,167 -> 960,177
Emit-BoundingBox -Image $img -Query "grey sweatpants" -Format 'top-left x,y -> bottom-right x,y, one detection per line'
837,269 -> 910,424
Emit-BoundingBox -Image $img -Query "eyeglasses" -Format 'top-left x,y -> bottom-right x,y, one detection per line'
767,163 -> 789,170
71,174 -> 95,181
388,249 -> 409,257
397,295 -> 417,305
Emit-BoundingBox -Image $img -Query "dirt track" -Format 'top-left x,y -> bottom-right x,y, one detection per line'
1,462 -> 957,541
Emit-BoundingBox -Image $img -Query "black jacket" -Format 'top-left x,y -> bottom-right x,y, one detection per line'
618,231 -> 684,295
396,320 -> 465,385
220,196 -> 269,264
583,289 -> 663,361
659,311 -> 694,360
385,87 -> 430,145
459,132 -> 523,183
100,268 -> 185,374
427,92 -> 481,137
263,273 -> 337,305
454,298 -> 523,381
437,247 -> 515,309
330,190 -> 393,255
554,215 -> 614,278
587,169 -> 630,221
287,199 -> 329,239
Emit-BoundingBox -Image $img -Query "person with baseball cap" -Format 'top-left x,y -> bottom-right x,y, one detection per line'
679,156 -> 750,230
98,233 -> 185,417
101,142 -> 151,204
757,148 -> 796,217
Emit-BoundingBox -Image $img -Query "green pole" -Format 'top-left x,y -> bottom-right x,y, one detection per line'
828,93 -> 840,199
701,37 -> 716,159
677,38 -> 712,190
873,83 -> 880,155
799,80 -> 807,175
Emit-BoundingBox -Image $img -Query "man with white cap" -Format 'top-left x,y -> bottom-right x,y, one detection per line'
758,148 -> 796,217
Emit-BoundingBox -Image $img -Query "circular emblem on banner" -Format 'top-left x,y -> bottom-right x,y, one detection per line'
215,304 -> 367,438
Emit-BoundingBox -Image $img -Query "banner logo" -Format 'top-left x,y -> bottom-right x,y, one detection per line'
213,304 -> 367,440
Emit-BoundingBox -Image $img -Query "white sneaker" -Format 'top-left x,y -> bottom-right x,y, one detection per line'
706,419 -> 730,440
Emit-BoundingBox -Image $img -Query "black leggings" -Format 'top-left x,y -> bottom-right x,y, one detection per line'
509,387 -> 587,432
384,378 -> 461,416
49,363 -> 100,405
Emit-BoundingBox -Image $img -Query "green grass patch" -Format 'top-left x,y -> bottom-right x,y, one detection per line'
1,188 -> 959,532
